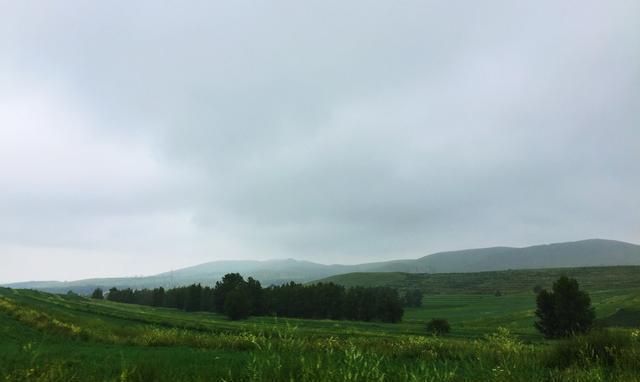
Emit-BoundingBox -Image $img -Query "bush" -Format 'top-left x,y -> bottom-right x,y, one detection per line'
481,327 -> 524,358
426,319 -> 450,335
545,329 -> 633,369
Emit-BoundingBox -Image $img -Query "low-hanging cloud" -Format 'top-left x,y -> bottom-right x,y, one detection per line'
1,0 -> 639,282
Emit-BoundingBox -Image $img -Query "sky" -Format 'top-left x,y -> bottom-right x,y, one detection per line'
1,1 -> 639,283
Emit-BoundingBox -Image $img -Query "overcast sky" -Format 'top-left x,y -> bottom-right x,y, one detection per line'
1,1 -> 639,283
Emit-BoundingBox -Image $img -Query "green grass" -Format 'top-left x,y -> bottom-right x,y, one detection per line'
403,288 -> 640,339
316,266 -> 640,294
1,286 -> 640,381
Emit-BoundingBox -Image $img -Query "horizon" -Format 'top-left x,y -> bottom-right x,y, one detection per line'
3,237 -> 636,284
2,1 -> 639,283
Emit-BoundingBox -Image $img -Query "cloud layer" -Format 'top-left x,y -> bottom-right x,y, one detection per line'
1,1 -> 639,282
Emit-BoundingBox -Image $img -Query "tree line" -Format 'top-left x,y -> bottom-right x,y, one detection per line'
98,273 -> 404,323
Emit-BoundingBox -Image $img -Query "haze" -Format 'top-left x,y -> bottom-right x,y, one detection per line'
1,1 -> 639,283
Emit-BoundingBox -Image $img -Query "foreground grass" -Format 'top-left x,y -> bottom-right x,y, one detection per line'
1,288 -> 639,381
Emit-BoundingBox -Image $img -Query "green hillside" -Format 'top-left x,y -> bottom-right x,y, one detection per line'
313,265 -> 640,294
360,239 -> 640,273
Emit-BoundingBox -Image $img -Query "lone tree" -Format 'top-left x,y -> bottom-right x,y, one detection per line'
91,288 -> 104,299
534,276 -> 595,338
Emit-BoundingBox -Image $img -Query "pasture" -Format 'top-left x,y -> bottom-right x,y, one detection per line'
1,284 -> 639,381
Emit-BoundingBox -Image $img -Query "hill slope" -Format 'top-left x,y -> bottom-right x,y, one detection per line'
4,239 -> 639,294
356,239 -> 640,274
313,265 -> 640,294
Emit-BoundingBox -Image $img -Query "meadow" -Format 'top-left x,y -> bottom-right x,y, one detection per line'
317,266 -> 640,294
1,280 -> 640,381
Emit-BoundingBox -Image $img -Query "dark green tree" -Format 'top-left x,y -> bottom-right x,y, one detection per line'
377,287 -> 404,323
535,289 -> 557,336
91,288 -> 104,300
152,287 -> 166,307
224,288 -> 251,320
185,284 -> 203,312
213,273 -> 246,313
107,287 -> 118,301
245,277 -> 264,315
534,276 -> 595,338
201,286 -> 215,312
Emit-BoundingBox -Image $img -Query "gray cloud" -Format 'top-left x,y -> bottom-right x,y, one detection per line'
1,1 -> 639,282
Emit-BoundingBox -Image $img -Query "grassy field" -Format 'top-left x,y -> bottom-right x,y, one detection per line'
1,282 -> 640,381
404,288 -> 640,339
315,265 -> 640,294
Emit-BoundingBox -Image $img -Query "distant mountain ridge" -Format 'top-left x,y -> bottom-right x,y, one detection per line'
4,239 -> 639,294
366,239 -> 640,273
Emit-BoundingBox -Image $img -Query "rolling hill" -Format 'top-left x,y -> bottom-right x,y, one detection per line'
4,239 -> 639,294
341,239 -> 640,274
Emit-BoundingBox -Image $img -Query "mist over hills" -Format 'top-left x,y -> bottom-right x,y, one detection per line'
4,239 -> 639,294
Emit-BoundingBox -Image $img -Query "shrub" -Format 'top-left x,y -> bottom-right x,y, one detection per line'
482,327 -> 524,356
426,319 -> 451,335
